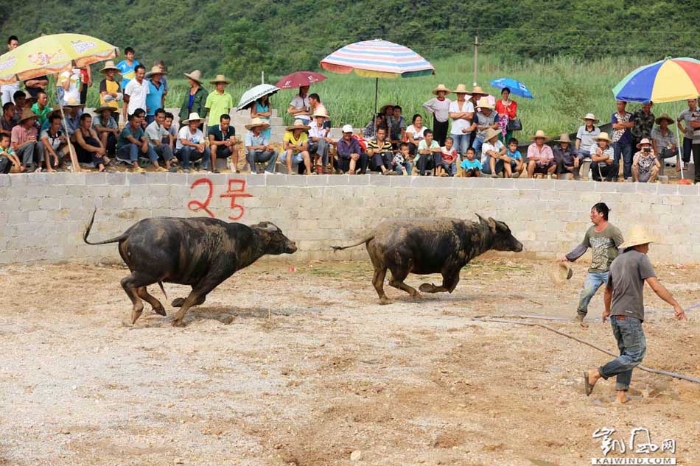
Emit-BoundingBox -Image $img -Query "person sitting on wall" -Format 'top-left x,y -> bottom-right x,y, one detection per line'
553,133 -> 580,179
590,132 -> 618,182
526,130 -> 556,179
336,124 -> 368,175
281,119 -> 313,175
632,138 -> 660,183
458,147 -> 482,177
366,126 -> 397,176
244,117 -> 278,174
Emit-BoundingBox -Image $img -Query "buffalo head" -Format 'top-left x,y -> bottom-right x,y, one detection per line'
476,214 -> 523,253
251,222 -> 298,255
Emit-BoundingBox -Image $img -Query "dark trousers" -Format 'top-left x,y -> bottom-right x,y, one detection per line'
433,118 -> 449,146
416,153 -> 437,176
681,137 -> 693,164
591,161 -> 619,182
613,141 -> 633,179
369,151 -> 392,172
337,154 -> 368,174
104,133 -> 117,156
556,159 -> 580,179
694,143 -> 700,183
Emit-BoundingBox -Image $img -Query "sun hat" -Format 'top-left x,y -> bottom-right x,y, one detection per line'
61,97 -> 85,108
245,117 -> 270,130
530,130 -> 551,142
620,226 -> 656,249
286,119 -> 310,132
483,127 -> 500,142
432,84 -> 452,95
342,124 -> 354,133
471,85 -> 486,96
636,138 -> 652,148
593,132 -> 612,143
145,65 -> 166,78
582,113 -> 599,123
312,108 -> 330,119
94,105 -> 114,115
454,83 -> 469,94
18,108 -> 38,123
209,74 -> 231,85
555,134 -> 572,143
182,112 -> 203,124
99,60 -> 120,74
476,97 -> 493,110
184,70 -> 203,84
655,113 -> 674,125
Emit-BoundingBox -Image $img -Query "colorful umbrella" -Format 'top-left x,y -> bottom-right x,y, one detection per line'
489,77 -> 534,99
612,57 -> 700,103
0,33 -> 119,85
237,84 -> 279,111
275,71 -> 326,90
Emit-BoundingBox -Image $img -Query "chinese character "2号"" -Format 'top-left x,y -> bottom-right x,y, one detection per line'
188,178 -> 253,221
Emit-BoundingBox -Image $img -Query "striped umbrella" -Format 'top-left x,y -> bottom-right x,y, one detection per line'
612,57 -> 700,103
321,39 -> 434,125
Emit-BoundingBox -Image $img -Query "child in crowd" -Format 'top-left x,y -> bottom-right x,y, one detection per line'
392,142 -> 413,176
416,129 -> 442,176
481,127 -> 506,178
459,147 -> 482,177
0,133 -> 22,173
505,138 -> 524,178
440,136 -> 459,176
388,105 -> 406,148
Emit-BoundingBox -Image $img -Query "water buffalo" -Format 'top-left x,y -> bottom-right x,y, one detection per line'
332,215 -> 522,303
84,210 -> 297,326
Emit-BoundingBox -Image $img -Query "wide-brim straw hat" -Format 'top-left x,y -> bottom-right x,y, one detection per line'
286,119 -> 310,132
61,97 -> 85,108
655,113 -> 674,125
184,70 -> 203,84
312,108 -> 329,119
620,226 -> 656,249
471,85 -> 486,96
555,133 -> 572,143
432,84 -> 452,95
145,65 -> 166,78
454,83 -> 469,94
245,117 -> 271,130
581,113 -> 599,123
94,105 -> 114,114
182,112 -> 203,124
18,108 -> 38,123
594,132 -> 612,143
209,74 -> 231,85
550,262 -> 574,283
476,97 -> 493,109
636,138 -> 652,148
483,127 -> 500,142
530,130 -> 551,142
99,60 -> 120,74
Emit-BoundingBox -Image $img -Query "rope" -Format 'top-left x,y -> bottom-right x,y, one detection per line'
472,317 -> 700,384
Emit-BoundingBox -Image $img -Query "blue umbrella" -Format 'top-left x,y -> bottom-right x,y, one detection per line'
489,78 -> 534,99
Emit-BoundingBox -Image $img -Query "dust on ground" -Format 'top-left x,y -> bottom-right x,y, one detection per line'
0,256 -> 698,465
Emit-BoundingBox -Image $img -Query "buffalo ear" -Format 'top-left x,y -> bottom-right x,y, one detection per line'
494,220 -> 509,232
264,223 -> 279,232
476,214 -> 488,225
485,216 -> 497,234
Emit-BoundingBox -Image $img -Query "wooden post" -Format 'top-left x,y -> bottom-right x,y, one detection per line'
473,35 -> 479,86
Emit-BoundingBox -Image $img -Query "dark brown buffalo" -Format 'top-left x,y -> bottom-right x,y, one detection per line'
84,210 -> 297,326
332,215 -> 523,303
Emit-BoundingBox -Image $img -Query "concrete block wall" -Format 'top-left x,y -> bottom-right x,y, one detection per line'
1,173 -> 699,266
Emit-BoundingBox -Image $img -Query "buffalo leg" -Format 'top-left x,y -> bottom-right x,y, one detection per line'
388,267 -> 421,299
372,266 -> 390,304
172,295 -> 206,308
172,276 -> 225,327
120,272 -> 158,324
137,287 -> 166,316
419,271 -> 460,293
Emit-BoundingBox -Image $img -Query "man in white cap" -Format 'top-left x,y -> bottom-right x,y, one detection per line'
335,124 -> 368,174
583,226 -> 686,403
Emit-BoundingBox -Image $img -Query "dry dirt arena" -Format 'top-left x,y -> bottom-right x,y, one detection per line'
1,256 -> 699,466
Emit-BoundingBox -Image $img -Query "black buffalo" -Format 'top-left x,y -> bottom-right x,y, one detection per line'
332,215 -> 523,303
84,210 -> 297,326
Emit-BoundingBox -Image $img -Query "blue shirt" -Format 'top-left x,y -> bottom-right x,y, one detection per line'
116,59 -> 140,90
336,137 -> 362,160
507,149 -> 522,161
146,79 -> 165,116
245,130 -> 268,147
461,159 -> 483,171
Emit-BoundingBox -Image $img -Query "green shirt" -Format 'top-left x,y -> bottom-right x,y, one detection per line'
205,91 -> 234,123
31,103 -> 52,126
117,124 -> 145,150
582,224 -> 624,273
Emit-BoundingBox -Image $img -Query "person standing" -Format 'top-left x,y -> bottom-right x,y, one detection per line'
677,98 -> 698,171
97,61 -> 122,123
1,36 -> 20,105
423,84 -> 451,146
449,84 -> 475,159
583,226 -> 686,403
561,203 -> 624,323
178,71 -> 208,126
205,75 -> 234,127
494,87 -> 517,144
144,66 -> 167,125
123,65 -> 149,122
116,47 -> 140,91
630,101 -> 655,150
611,100 -> 635,180
287,85 -> 311,125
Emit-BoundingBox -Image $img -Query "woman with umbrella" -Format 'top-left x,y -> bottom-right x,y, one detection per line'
178,70 -> 208,127
250,93 -> 273,141
495,88 -> 518,144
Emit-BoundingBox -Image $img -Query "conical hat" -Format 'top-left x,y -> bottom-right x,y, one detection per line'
620,226 -> 656,249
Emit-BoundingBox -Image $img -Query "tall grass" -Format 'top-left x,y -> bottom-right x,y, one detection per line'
82,54 -> 686,135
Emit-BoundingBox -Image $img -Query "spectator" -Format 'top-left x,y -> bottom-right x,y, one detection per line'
449,83 -> 475,158
163,112 -> 177,149
11,108 -> 44,171
406,113 -> 427,158
281,119 -> 312,175
590,132 -> 617,182
471,98 -> 499,158
97,61 -> 122,123
677,98 -> 699,171
132,108 -> 146,130
123,65 -> 149,122
250,94 -> 272,141
116,114 -> 150,173
495,87 -> 518,143
1,36 -> 19,105
363,113 -> 385,139
459,147 -> 482,177
630,101 -> 655,149
440,136 -> 459,176
23,74 -> 48,100
154,60 -> 169,103
78,66 -> 92,105
505,137 -> 525,178
207,113 -> 236,174
611,100 -> 635,180
30,90 -> 51,126
40,113 -> 67,172
0,102 -> 16,137
93,106 -> 119,157
175,112 -> 209,172
0,133 -> 21,173
144,66 -> 167,125
61,98 -> 84,139
56,69 -> 82,106
575,113 -> 601,159
388,105 -> 406,149
116,47 -> 140,91
423,84 -> 452,146
467,85 -> 488,148
308,108 -> 333,174
416,129 -> 442,176
74,113 -> 110,172
205,74 -> 234,127
308,93 -> 328,124
244,118 -> 278,174
651,113 -> 678,176
336,124 -> 368,175
178,70 -> 208,128
480,127 -> 506,178
287,86 -> 311,125
145,108 -> 176,172
391,142 -> 412,175
631,138 -> 660,183
526,130 -> 555,178
553,134 -> 579,179
12,91 -> 27,124
366,126 -> 396,176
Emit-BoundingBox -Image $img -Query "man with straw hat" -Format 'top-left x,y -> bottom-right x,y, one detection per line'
561,203 -> 623,323
575,113 -> 601,160
281,119 -> 312,175
472,97 -> 499,158
10,108 -> 44,171
175,112 -> 210,172
423,84 -> 452,146
205,74 -> 234,127
553,133 -> 579,179
97,60 -> 122,121
145,65 -> 167,125
526,130 -> 555,178
650,113 -> 678,176
584,225 -> 686,403
590,132 -> 618,182
244,117 -> 278,174
308,107 -> 333,174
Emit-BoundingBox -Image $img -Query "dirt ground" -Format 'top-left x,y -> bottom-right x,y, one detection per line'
1,256 -> 699,466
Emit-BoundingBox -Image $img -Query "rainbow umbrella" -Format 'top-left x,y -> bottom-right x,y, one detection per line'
612,57 -> 700,103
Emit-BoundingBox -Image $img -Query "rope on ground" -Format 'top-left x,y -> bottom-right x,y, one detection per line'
472,317 -> 700,385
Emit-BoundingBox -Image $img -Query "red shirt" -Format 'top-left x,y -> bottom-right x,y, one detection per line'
495,99 -> 517,119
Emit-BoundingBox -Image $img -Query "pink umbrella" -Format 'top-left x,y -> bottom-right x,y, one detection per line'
275,71 -> 327,89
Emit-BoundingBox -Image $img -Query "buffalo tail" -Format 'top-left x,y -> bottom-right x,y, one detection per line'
83,208 -> 127,245
330,235 -> 374,252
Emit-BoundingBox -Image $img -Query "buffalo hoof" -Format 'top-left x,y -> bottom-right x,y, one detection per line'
131,309 -> 143,325
172,319 -> 185,327
171,298 -> 185,308
378,297 -> 392,305
153,306 -> 167,316
419,283 -> 436,293
411,292 -> 423,300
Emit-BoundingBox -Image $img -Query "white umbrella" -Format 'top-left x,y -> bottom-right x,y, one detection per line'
236,84 -> 279,111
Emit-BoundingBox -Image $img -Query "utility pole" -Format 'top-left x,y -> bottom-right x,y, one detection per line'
473,35 -> 479,86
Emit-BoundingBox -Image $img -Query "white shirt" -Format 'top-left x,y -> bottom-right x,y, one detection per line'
176,126 -> 205,150
449,100 -> 475,135
481,140 -> 504,164
125,78 -> 150,115
423,97 -> 451,123
406,125 -> 427,142
289,94 -> 310,116
309,121 -> 328,140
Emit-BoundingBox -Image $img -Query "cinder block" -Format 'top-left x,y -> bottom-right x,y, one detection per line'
347,175 -> 370,186
245,175 -> 267,186
657,184 -> 679,195
105,172 -> 127,186
10,175 -> 28,187
38,197 -> 60,211
63,173 -> 87,185
86,173 -> 107,185
26,173 -> 49,186
167,172 -> 188,185
28,210 -> 48,222
678,184 -> 699,196
326,175 -> 350,186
